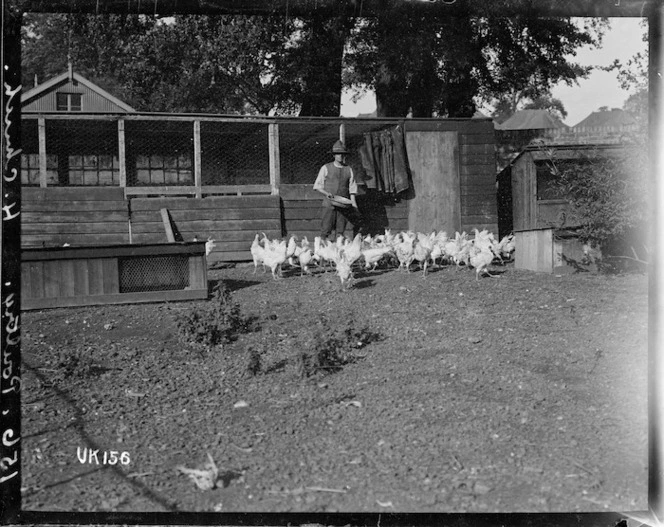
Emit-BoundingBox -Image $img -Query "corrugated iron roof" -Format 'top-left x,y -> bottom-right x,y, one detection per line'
21,71 -> 136,113
573,108 -> 637,128
495,109 -> 568,130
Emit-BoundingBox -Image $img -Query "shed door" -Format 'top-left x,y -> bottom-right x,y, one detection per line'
405,131 -> 461,233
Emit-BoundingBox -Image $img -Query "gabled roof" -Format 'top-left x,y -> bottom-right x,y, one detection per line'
21,71 -> 136,112
573,108 -> 636,128
495,109 -> 568,130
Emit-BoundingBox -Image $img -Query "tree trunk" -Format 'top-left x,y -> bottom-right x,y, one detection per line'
298,14 -> 351,117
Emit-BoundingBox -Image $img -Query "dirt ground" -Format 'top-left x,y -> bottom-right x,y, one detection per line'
20,259 -> 648,514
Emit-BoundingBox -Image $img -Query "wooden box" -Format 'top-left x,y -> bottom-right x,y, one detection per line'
21,242 -> 208,310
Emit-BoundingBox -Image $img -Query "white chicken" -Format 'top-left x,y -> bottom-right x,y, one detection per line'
335,257 -> 354,289
297,248 -> 315,275
394,232 -> 416,272
494,233 -> 515,263
443,231 -> 470,268
261,237 -> 288,279
205,237 -> 216,257
469,239 -> 497,280
430,231 -> 448,269
413,232 -> 433,277
361,245 -> 393,272
314,237 -> 341,271
341,233 -> 363,268
250,233 -> 266,274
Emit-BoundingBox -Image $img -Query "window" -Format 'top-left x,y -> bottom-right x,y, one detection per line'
21,153 -> 58,185
56,92 -> 82,112
135,154 -> 193,185
68,155 -> 120,185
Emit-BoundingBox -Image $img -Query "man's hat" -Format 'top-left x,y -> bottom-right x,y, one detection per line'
331,140 -> 350,155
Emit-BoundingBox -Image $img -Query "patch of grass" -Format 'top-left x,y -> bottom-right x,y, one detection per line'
175,283 -> 255,353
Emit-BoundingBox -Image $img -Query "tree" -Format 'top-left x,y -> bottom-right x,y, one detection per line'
345,12 -> 608,118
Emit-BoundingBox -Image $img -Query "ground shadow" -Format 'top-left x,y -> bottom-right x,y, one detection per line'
208,278 -> 262,294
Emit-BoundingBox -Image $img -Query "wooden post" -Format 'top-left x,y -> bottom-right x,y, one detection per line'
339,122 -> 346,144
193,120 -> 202,199
38,117 -> 47,187
118,119 -> 127,189
268,123 -> 280,195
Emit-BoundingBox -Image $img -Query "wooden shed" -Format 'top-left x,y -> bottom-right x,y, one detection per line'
19,113 -> 497,263
497,143 -> 627,272
21,66 -> 136,114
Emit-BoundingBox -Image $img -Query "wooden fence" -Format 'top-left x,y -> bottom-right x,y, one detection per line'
20,115 -> 498,261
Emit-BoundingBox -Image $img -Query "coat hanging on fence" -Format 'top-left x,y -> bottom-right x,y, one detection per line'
358,125 -> 411,195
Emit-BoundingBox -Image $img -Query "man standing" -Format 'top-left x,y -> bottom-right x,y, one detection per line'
313,140 -> 362,240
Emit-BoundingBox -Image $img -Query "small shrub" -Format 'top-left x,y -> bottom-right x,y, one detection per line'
246,346 -> 262,376
175,283 -> 249,353
297,316 -> 381,378
55,344 -> 96,379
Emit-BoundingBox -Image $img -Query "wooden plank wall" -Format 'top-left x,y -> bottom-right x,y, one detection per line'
404,119 -> 497,234
129,195 -> 282,262
405,131 -> 461,234
22,187 -> 130,247
514,229 -> 553,273
280,184 -> 408,241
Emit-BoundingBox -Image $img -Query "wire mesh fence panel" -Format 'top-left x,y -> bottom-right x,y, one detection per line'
278,121 -> 342,185
44,119 -> 120,186
125,120 -> 194,186
201,121 -> 270,186
118,254 -> 190,293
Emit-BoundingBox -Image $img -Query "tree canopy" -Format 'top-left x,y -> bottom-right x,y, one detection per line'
21,12 -> 608,118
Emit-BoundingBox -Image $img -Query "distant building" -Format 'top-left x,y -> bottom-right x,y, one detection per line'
495,109 -> 568,130
21,65 -> 135,113
573,108 -> 637,130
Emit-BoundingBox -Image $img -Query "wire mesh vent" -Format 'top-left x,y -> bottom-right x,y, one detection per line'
119,255 -> 190,293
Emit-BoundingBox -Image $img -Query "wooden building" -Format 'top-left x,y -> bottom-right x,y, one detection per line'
20,113 -> 497,263
21,66 -> 136,114
497,143 -> 627,272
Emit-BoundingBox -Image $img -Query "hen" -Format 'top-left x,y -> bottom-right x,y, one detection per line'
361,246 -> 393,272
261,238 -> 288,279
469,243 -> 497,280
394,232 -> 416,272
250,233 -> 266,274
413,232 -> 433,277
494,233 -> 515,263
341,233 -> 363,268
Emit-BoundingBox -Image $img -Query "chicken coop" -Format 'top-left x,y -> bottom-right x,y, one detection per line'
497,143 -> 628,272
20,113 -> 497,253
19,113 -> 497,305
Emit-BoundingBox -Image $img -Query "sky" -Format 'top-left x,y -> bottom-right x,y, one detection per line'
340,17 -> 648,126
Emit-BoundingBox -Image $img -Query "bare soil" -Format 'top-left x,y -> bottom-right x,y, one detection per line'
21,261 -> 648,514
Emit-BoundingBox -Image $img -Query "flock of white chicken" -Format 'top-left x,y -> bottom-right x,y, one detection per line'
250,229 -> 515,287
